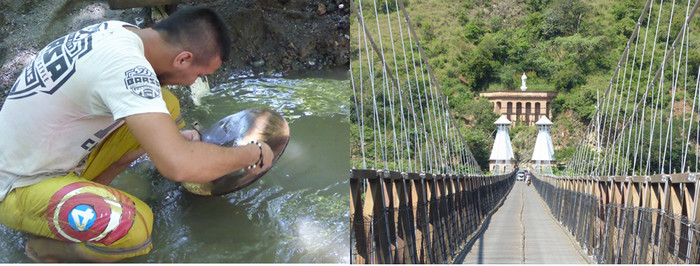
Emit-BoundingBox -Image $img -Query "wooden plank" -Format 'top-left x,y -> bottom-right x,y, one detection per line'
407,178 -> 421,263
638,180 -> 652,263
612,175 -> 627,183
466,176 -> 478,238
654,178 -> 671,264
689,177 -> 700,263
670,173 -> 691,183
432,175 -> 448,262
363,177 -> 377,263
474,176 -> 483,225
450,177 -> 464,248
396,178 -> 417,263
668,183 -> 683,263
419,176 -> 434,262
683,182 -> 694,218
630,175 -> 647,183
349,178 -> 368,263
586,179 -> 597,253
628,180 -> 643,262
613,180 -> 633,262
386,178 -> 399,263
668,183 -> 683,217
427,175 -> 445,263
368,175 -> 392,263
414,176 -> 431,263
595,179 -> 606,255
647,174 -> 666,183
692,175 -> 700,225
444,175 -> 457,260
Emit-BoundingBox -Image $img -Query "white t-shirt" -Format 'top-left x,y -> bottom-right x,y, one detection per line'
0,21 -> 169,201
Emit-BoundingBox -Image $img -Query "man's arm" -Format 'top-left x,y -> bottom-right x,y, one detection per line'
90,129 -> 201,186
124,112 -> 274,183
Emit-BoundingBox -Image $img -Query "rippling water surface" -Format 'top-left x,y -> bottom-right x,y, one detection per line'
0,70 -> 351,263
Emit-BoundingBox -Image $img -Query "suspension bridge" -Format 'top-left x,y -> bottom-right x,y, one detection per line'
348,0 -> 700,263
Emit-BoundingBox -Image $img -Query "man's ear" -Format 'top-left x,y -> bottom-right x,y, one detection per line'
173,51 -> 194,69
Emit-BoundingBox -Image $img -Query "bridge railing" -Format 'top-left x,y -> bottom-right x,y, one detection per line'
532,172 -> 700,264
350,170 -> 515,264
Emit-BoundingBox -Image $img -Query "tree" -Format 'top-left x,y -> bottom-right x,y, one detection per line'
541,0 -> 589,39
459,42 -> 498,91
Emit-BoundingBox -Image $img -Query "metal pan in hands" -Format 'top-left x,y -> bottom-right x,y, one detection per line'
181,108 -> 290,196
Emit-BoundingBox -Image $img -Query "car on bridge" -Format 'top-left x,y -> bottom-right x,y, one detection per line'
517,170 -> 525,181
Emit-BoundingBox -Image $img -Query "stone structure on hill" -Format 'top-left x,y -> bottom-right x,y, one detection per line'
479,89 -> 557,126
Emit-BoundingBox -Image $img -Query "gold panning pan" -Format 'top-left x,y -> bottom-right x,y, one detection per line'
182,108 -> 290,196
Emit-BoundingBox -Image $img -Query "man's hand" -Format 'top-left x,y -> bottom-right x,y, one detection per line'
125,113 -> 272,183
244,141 -> 274,176
180,129 -> 201,141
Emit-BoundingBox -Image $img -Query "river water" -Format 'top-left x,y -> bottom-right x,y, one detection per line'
0,70 -> 351,263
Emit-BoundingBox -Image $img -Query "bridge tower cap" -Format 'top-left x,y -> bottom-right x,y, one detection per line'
494,115 -> 512,125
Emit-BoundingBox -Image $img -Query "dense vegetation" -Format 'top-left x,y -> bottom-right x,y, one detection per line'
409,0 -> 640,171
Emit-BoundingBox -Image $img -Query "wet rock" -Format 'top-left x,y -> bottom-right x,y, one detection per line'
252,59 -> 265,67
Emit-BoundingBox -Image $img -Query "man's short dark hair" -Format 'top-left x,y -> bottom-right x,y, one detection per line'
153,7 -> 231,64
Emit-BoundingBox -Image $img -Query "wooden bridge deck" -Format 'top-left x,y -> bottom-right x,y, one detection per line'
459,182 -> 592,264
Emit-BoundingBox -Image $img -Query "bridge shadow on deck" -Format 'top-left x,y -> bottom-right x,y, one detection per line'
454,182 -> 591,264
452,181 -> 515,264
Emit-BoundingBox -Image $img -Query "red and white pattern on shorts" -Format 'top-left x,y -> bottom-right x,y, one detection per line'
46,182 -> 135,245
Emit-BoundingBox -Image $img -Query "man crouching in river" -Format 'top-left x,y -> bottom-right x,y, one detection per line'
0,7 -> 273,262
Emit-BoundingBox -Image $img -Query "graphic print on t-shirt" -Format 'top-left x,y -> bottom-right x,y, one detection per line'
8,23 -> 108,100
124,66 -> 161,99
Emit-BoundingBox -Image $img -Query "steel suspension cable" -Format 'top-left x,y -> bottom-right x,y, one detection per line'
396,0 -> 481,174
370,0 -> 392,169
565,0 -> 653,176
350,0 -> 455,174
632,3 -> 655,174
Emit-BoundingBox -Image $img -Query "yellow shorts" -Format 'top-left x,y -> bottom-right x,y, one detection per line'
0,87 -> 185,261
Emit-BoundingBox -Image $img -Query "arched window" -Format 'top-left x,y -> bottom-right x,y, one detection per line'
526,102 -> 532,125
507,102 -> 513,121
